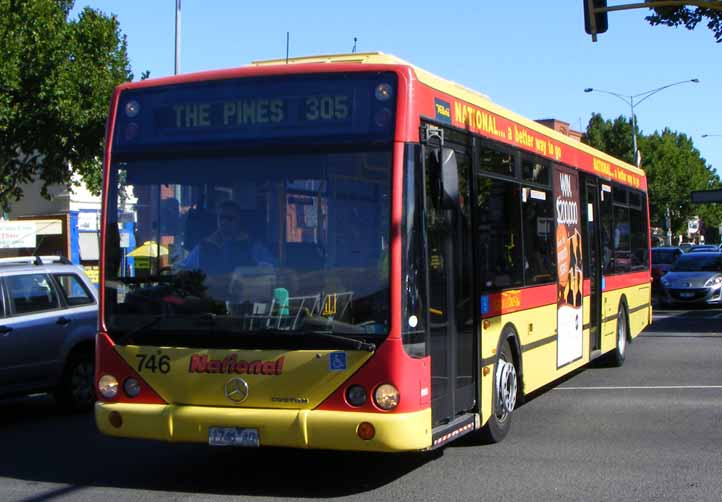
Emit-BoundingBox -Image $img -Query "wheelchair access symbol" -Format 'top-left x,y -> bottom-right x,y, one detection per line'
329,351 -> 347,371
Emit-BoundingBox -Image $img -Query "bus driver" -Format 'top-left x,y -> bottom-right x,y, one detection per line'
179,200 -> 275,276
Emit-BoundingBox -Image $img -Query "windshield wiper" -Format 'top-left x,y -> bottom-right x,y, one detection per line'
298,314 -> 377,351
246,326 -> 375,352
116,276 -> 174,285
307,330 -> 376,352
115,313 -> 376,352
117,313 -> 219,345
117,315 -> 166,345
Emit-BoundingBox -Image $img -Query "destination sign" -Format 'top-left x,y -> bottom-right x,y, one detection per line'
167,94 -> 350,130
113,73 -> 397,151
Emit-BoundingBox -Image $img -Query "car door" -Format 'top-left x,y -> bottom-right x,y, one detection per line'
0,282 -> 13,390
0,272 -> 65,391
51,271 -> 98,349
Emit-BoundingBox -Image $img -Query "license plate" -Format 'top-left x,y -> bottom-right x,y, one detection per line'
680,292 -> 694,298
208,427 -> 259,447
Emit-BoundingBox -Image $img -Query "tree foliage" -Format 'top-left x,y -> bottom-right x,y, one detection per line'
645,1 -> 722,43
0,0 -> 132,211
583,114 -> 722,241
583,113 -> 636,165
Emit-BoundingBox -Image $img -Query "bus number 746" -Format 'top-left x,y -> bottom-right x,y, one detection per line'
136,354 -> 171,374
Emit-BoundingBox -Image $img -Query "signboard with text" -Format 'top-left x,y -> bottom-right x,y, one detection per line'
0,221 -> 37,249
114,73 -> 397,152
691,189 -> 722,204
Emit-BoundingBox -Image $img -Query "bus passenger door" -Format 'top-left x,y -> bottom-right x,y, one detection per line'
582,176 -> 602,353
423,138 -> 476,427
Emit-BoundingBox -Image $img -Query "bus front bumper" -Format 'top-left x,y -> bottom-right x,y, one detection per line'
95,402 -> 432,452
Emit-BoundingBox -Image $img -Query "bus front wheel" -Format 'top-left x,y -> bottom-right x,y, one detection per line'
607,305 -> 629,367
479,339 -> 517,444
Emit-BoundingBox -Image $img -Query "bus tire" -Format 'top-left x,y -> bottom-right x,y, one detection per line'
479,338 -> 518,444
607,304 -> 629,367
54,348 -> 95,412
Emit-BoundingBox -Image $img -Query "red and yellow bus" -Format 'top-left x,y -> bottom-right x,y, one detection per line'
96,52 -> 651,451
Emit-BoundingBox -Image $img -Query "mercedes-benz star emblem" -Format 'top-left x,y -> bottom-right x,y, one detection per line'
224,378 -> 249,403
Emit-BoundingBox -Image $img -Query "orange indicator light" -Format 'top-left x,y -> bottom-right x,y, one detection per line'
109,411 -> 123,428
357,422 -> 375,440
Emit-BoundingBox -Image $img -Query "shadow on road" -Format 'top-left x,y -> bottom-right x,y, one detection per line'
645,306 -> 722,336
0,396 -> 438,498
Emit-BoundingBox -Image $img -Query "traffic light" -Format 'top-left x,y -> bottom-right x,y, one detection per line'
584,0 -> 608,35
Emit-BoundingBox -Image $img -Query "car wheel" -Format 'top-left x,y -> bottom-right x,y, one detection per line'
478,338 -> 518,444
54,350 -> 95,412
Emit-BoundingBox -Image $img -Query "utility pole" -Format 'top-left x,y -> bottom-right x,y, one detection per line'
175,0 -> 181,75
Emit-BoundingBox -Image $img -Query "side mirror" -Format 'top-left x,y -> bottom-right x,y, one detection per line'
439,147 -> 459,210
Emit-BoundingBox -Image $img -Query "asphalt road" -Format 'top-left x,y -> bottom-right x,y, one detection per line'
1,308 -> 721,502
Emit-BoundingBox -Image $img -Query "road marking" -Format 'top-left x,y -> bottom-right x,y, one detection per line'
557,385 -> 722,390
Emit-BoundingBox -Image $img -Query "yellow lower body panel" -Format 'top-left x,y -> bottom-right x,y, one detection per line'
96,402 -> 432,453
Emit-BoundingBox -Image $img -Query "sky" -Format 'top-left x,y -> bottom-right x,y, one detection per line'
71,1 -> 721,174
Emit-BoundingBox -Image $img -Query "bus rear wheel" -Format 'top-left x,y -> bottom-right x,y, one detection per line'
479,339 -> 517,444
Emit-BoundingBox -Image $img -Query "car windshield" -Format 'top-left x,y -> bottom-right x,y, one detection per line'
671,254 -> 722,272
104,149 -> 391,347
652,249 -> 679,265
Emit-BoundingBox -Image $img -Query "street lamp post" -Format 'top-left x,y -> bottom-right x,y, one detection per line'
701,134 -> 722,138
584,79 -> 700,166
175,0 -> 181,75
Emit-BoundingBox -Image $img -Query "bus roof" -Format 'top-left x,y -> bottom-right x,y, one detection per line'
251,51 -> 491,100
252,52 -> 645,180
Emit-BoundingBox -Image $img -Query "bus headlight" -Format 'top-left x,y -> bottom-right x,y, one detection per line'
374,383 -> 399,410
123,378 -> 141,398
98,374 -> 119,399
346,385 -> 367,406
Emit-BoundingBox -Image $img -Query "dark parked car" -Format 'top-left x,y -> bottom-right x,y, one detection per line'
651,247 -> 682,292
659,252 -> 722,306
679,243 -> 694,253
687,245 -> 719,253
0,256 -> 98,410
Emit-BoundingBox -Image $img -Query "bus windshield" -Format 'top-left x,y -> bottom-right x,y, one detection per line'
104,149 -> 392,347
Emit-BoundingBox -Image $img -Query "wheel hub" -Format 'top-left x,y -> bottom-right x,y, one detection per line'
496,359 -> 517,418
71,361 -> 94,404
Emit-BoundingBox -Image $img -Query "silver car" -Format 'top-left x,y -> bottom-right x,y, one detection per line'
0,256 -> 98,410
660,252 -> 722,306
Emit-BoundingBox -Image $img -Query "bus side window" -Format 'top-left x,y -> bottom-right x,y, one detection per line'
522,187 -> 556,285
600,184 -> 614,274
476,174 -> 523,290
